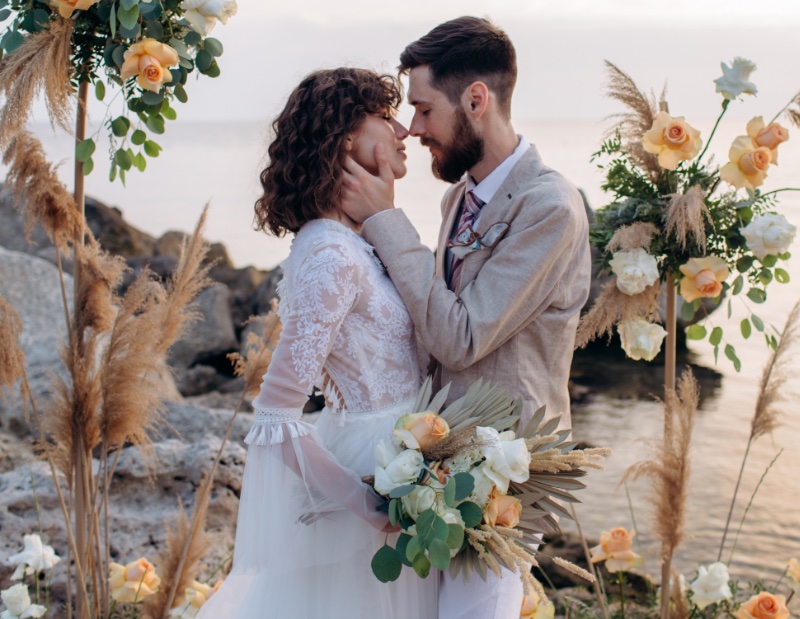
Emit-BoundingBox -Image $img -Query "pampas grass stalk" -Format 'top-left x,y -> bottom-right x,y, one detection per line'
576,280 -> 662,348
569,504 -> 611,619
623,369 -> 698,619
717,299 -> 799,561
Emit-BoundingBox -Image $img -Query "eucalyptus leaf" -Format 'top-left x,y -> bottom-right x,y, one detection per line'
195,49 -> 212,71
416,509 -> 449,548
95,80 -> 106,101
761,254 -> 778,268
371,545 -> 402,583
133,152 -> 146,172
736,255 -> 754,273
82,157 -> 94,176
32,9 -> 48,27
411,553 -> 431,579
724,344 -> 741,372
751,314 -> 764,332
746,288 -> 766,304
115,148 -> 132,171
4,30 -> 24,54
162,105 -> 177,121
428,538 -> 451,570
139,0 -> 157,14
740,318 -> 751,339
168,37 -> 190,58
203,37 -> 223,57
76,139 -> 96,162
709,326 -> 723,347
141,90 -> 163,106
732,274 -> 743,295
120,0 -> 138,9
686,324 -> 706,340
145,115 -> 165,134
406,536 -> 422,563
110,116 -> 130,137
388,485 -> 416,499
395,534 -> 413,567
184,30 -> 201,45
144,139 -> 162,157
112,45 -> 126,68
775,268 -> 790,284
445,524 -> 464,550
117,4 -> 139,30
144,19 -> 163,39
453,473 -> 475,502
443,477 -> 456,508
679,300 -> 695,322
457,501 -> 483,528
131,129 -> 146,145
203,58 -> 221,78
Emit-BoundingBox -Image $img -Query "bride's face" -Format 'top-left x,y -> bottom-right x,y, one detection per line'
349,114 -> 409,179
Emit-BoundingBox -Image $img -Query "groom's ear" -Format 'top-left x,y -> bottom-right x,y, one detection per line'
462,81 -> 489,119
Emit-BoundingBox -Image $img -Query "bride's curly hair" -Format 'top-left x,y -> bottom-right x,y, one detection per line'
255,68 -> 403,236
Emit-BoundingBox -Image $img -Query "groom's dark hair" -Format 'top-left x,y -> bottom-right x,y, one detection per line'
399,16 -> 516,118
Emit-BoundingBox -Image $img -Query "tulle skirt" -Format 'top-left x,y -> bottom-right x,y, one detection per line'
197,398 -> 438,618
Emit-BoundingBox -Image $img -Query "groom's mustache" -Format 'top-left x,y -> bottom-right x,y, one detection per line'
420,137 -> 444,150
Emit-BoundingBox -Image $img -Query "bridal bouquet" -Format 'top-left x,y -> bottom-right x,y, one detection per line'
578,58 -> 800,369
369,379 -> 608,595
0,0 -> 235,180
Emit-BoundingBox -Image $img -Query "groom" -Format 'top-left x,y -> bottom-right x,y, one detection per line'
341,16 -> 591,619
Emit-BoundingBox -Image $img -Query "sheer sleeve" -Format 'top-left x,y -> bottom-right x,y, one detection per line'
244,240 -> 389,530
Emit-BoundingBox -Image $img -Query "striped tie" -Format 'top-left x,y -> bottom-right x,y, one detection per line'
448,190 -> 485,291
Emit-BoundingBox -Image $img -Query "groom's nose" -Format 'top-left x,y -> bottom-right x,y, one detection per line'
409,113 -> 426,138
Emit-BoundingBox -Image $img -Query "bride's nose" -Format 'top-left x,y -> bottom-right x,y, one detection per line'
390,118 -> 409,141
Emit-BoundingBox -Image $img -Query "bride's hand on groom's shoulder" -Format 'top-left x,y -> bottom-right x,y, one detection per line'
341,144 -> 395,224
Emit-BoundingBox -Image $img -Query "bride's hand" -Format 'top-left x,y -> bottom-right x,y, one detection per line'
341,144 -> 395,224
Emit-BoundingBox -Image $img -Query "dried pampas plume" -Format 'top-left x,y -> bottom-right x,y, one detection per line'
787,90 -> 800,128
604,60 -> 667,181
0,17 -> 74,147
622,369 -> 697,559
605,221 -> 658,253
0,295 -> 27,403
665,185 -> 712,253
575,279 -> 662,348
75,234 -> 126,343
751,298 -> 800,441
228,300 -> 282,396
2,130 -> 80,251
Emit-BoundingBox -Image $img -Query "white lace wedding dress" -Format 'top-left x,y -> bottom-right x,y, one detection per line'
197,218 -> 438,618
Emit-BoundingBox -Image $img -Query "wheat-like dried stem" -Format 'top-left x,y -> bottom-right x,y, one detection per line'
569,504 -> 610,619
227,301 -> 282,396
664,186 -> 712,253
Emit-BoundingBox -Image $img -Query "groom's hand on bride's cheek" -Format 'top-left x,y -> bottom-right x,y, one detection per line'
341,143 -> 395,223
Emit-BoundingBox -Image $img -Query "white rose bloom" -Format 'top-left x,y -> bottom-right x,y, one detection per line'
714,57 -> 758,100
444,446 -> 483,474
9,534 -> 61,580
740,213 -> 797,260
689,562 -> 732,610
181,0 -> 237,35
1,584 -> 46,619
401,485 -> 438,520
609,248 -> 660,296
373,444 -> 424,496
469,466 -> 495,509
618,318 -> 667,362
476,427 -> 531,494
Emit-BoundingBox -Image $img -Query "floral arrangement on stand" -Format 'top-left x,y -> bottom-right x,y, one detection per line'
368,378 -> 609,605
577,57 -> 800,373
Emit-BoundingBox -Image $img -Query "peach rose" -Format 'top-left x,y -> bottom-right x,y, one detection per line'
483,490 -> 522,528
734,592 -> 789,619
520,590 -> 555,619
720,136 -> 773,190
747,116 -> 789,164
120,39 -> 180,93
430,461 -> 450,486
678,256 -> 729,302
642,112 -> 703,170
108,558 -> 161,603
49,0 -> 99,18
393,412 -> 450,450
589,527 -> 644,572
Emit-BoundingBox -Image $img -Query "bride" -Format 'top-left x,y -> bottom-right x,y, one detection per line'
196,68 -> 438,618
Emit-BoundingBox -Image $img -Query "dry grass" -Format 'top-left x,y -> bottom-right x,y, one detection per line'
421,424 -> 482,462
605,222 -> 659,253
228,301 -> 282,397
143,494 -> 210,619
2,130 -> 81,252
0,295 -> 27,405
623,368 -> 697,561
575,279 -> 662,348
751,298 -> 800,441
604,60 -> 668,181
0,17 -> 74,148
75,235 -> 126,342
665,186 -> 712,253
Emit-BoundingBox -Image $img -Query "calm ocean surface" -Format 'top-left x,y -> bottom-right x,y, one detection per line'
5,119 -> 799,585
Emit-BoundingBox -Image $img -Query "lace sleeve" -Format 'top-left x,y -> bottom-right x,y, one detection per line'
246,241 -> 360,445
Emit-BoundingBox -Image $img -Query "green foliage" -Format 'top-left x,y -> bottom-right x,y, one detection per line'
371,544 -> 402,583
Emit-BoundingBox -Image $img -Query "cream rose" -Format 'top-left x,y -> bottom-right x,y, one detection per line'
689,562 -> 732,609
49,0 -> 99,18
787,558 -> 800,595
720,136 -> 772,190
734,592 -> 790,619
714,57 -> 758,100
642,112 -> 703,170
181,0 -> 237,35
120,39 -> 180,94
740,213 -> 797,261
468,466 -> 496,509
476,427 -> 531,494
589,527 -> 644,572
169,580 -> 222,618
483,491 -> 522,528
520,590 -> 555,619
108,558 -> 161,603
393,411 -> 450,451
618,318 -> 667,362
678,256 -> 729,302
747,117 -> 789,164
401,485 -> 438,520
609,248 -> 660,295
373,441 -> 425,495
0,584 -> 46,619
9,534 -> 61,580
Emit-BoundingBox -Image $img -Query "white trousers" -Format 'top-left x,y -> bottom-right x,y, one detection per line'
438,567 -> 524,619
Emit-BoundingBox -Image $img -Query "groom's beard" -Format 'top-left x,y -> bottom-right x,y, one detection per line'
423,107 -> 483,184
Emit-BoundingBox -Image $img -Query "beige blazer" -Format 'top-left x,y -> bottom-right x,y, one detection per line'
361,145 -> 591,429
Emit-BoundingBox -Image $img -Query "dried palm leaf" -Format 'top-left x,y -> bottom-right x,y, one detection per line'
0,17 -> 74,147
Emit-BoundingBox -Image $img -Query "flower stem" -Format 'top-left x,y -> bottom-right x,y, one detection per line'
618,572 -> 626,619
697,100 -> 729,164
718,437 -> 752,562
769,90 -> 800,125
757,188 -> 800,199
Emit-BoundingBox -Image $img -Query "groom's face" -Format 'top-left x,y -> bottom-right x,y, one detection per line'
407,66 -> 483,183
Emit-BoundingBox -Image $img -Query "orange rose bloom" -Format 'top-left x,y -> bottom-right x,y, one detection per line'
393,412 -> 450,450
50,0 -> 99,18
642,112 -> 703,170
120,39 -> 180,93
678,256 -> 729,303
108,558 -> 161,603
734,592 -> 789,619
483,491 -> 522,528
747,116 -> 789,164
589,527 -> 644,572
720,135 -> 773,190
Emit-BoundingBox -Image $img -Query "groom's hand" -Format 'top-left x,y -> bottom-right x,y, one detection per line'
341,143 -> 395,224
